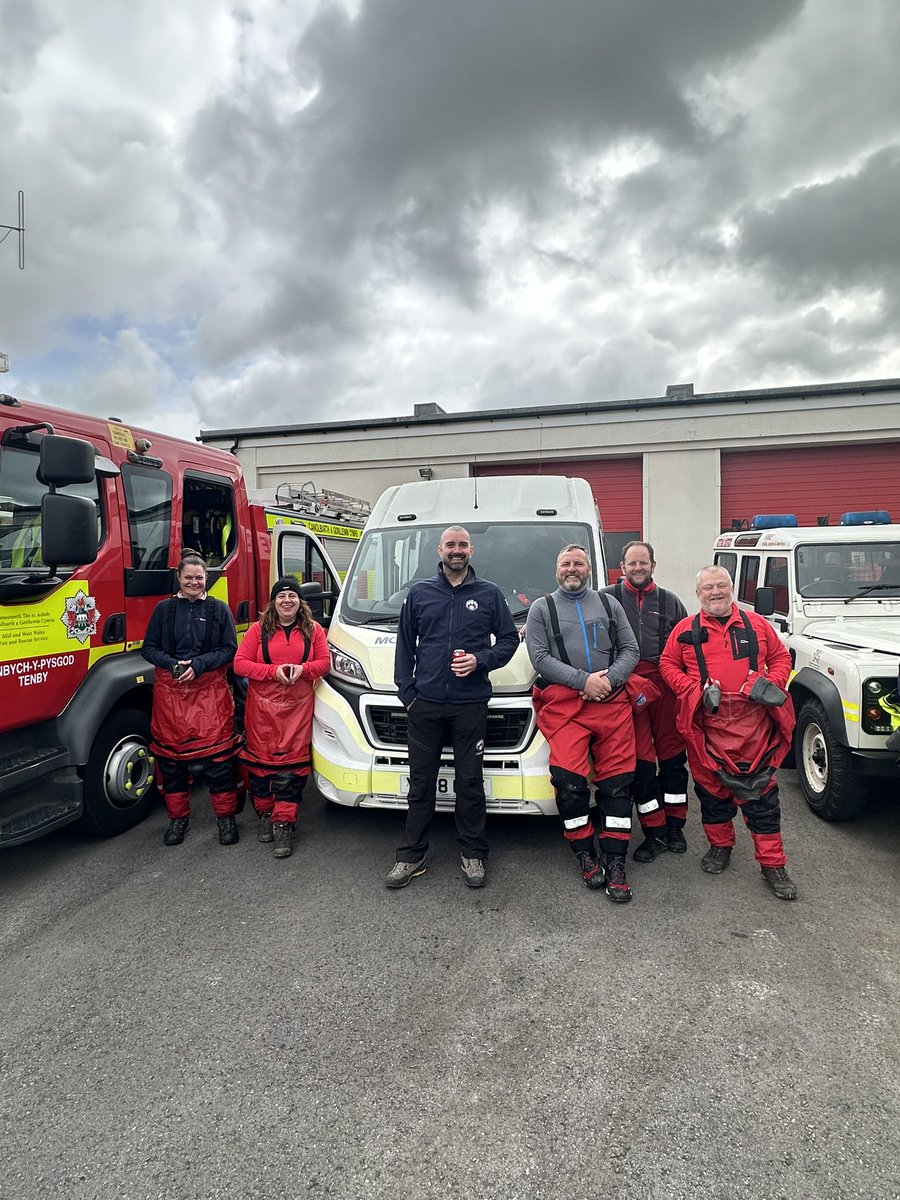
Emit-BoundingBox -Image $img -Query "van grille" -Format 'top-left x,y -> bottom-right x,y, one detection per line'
366,707 -> 531,750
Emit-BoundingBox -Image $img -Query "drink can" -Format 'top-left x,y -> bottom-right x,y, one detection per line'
452,648 -> 466,663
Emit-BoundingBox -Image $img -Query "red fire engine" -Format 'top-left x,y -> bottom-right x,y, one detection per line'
0,394 -> 366,847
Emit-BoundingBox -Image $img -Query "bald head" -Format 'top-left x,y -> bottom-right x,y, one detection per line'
438,525 -> 473,579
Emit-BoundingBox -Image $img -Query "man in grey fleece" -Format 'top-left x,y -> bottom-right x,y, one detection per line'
525,544 -> 640,902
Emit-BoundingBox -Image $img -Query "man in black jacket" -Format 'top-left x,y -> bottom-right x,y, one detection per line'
604,541 -> 690,861
387,526 -> 519,889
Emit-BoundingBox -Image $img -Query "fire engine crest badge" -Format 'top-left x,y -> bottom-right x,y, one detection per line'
62,590 -> 101,644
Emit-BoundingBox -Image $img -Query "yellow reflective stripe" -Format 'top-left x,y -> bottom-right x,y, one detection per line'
208,577 -> 229,602
88,644 -> 123,667
312,757 -> 370,792
842,700 -> 859,723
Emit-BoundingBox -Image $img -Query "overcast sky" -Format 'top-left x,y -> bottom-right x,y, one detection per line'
2,0 -> 899,441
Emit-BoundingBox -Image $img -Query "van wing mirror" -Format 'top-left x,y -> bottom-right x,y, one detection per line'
41,493 -> 98,567
754,586 -> 776,617
39,435 -> 96,486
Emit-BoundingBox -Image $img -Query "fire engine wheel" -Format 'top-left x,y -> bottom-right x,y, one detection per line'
80,709 -> 158,837
794,698 -> 869,822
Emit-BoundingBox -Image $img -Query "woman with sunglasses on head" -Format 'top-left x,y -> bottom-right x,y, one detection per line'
142,551 -> 241,846
234,577 -> 330,859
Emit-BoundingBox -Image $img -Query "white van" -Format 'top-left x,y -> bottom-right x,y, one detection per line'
312,475 -> 605,815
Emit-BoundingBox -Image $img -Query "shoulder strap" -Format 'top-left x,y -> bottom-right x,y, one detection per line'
740,610 -> 759,672
201,598 -> 217,653
166,598 -> 177,652
691,614 -> 709,686
544,595 -> 571,665
691,610 -> 759,684
261,623 -> 312,666
656,587 -> 668,659
614,579 -> 624,605
547,593 -> 618,665
598,591 -> 617,656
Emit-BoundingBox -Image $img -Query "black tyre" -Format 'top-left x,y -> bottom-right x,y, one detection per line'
80,708 -> 158,837
794,697 -> 869,822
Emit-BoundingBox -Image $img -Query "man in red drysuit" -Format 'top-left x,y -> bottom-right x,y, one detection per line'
659,565 -> 798,900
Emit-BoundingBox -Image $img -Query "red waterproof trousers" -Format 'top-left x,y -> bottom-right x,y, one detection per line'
534,684 -> 635,855
676,688 -> 794,868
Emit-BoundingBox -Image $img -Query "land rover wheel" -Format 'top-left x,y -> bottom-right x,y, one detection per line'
80,709 -> 158,836
794,698 -> 869,822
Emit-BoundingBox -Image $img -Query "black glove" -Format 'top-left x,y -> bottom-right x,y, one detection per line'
748,676 -> 788,707
703,682 -> 721,713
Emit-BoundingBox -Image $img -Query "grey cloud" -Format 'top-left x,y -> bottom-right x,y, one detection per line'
195,260 -> 365,367
1,0 -> 58,92
188,0 -> 804,276
738,146 -> 900,292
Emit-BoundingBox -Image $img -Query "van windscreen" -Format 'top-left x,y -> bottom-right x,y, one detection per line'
340,522 -> 596,625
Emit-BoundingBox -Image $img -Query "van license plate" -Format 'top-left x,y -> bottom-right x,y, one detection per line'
400,774 -> 492,798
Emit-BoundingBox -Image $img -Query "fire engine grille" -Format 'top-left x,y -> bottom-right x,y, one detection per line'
366,706 -> 531,750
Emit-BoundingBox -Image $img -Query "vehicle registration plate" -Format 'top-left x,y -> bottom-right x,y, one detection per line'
400,774 -> 492,798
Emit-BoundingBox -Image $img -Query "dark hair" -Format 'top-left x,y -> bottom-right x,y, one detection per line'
177,551 -> 207,575
621,541 -> 655,564
261,594 -> 314,639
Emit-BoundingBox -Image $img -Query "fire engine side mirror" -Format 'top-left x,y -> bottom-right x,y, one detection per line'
753,586 -> 776,617
38,435 -> 96,487
41,493 -> 99,568
300,581 -> 324,624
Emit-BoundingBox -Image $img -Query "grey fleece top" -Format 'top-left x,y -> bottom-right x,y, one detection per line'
525,588 -> 639,692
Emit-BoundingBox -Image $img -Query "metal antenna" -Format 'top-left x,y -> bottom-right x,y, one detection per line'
0,192 -> 25,269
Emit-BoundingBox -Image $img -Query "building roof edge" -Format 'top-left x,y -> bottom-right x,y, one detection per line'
197,376 -> 900,442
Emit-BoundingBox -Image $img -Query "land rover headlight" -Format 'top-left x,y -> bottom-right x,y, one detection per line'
329,646 -> 370,687
862,676 -> 895,734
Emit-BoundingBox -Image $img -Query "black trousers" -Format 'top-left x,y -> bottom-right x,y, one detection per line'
396,699 -> 489,862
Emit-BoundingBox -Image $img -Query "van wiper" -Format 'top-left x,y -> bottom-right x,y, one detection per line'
352,613 -> 400,626
844,583 -> 900,604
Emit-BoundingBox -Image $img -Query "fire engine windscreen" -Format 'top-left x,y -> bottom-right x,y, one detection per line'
0,442 -> 101,570
340,522 -> 597,625
796,541 -> 900,598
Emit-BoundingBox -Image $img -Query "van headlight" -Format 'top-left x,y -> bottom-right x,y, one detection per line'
330,647 -> 370,687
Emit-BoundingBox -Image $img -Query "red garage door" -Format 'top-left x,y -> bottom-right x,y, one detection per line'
476,458 -> 643,581
721,444 -> 900,530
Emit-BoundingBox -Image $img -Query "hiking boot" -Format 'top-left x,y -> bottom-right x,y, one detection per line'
576,850 -> 606,889
761,865 -> 798,901
632,833 -> 667,862
385,859 -> 427,889
216,815 -> 239,846
605,856 -> 632,904
163,817 -> 189,846
257,814 -> 274,843
460,856 -> 487,888
273,822 -> 294,858
666,825 -> 688,854
701,844 -> 732,874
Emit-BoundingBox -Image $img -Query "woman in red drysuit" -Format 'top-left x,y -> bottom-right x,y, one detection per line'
234,577 -> 330,859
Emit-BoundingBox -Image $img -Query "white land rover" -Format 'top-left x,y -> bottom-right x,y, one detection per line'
713,519 -> 900,821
